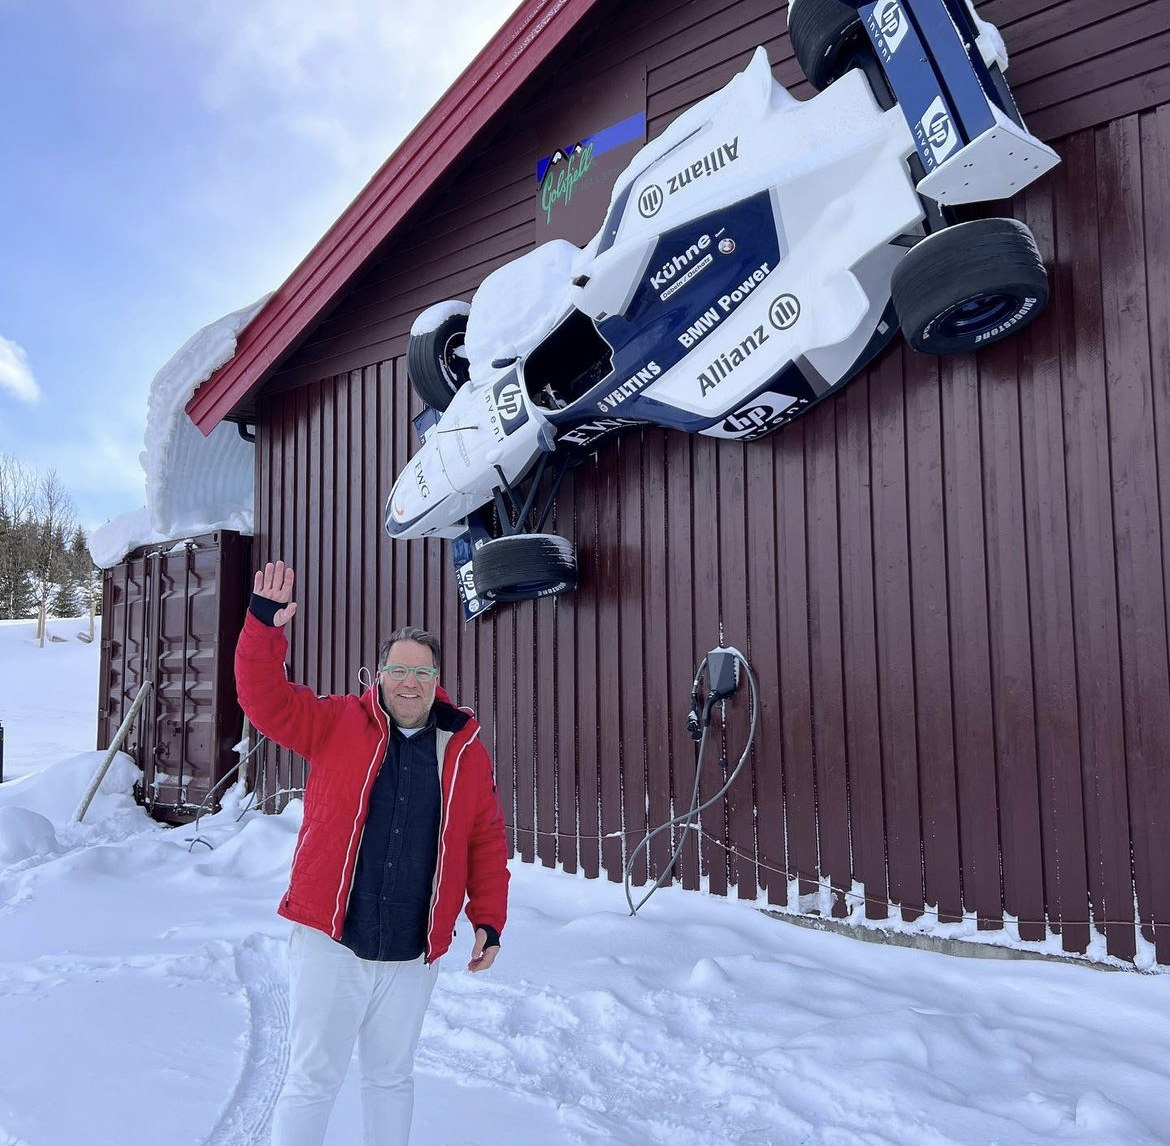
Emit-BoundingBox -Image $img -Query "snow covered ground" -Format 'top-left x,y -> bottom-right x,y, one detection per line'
2,616 -> 1170,1146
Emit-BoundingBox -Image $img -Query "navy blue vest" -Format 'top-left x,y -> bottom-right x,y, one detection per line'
340,716 -> 441,961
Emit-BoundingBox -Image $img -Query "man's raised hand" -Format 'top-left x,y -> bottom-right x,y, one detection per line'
254,561 -> 299,627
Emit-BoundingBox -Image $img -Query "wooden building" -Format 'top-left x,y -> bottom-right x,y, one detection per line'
188,0 -> 1170,966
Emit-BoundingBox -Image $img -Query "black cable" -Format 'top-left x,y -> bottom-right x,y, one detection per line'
624,648 -> 759,916
184,734 -> 269,851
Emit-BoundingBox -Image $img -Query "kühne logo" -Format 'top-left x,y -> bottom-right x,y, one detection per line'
651,234 -> 712,292
651,234 -> 717,301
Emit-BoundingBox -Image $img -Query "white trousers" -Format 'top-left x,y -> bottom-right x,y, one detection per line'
271,923 -> 439,1146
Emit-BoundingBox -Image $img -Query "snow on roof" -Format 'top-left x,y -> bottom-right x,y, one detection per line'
89,296 -> 270,569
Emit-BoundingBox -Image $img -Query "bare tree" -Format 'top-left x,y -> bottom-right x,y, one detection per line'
27,469 -> 79,645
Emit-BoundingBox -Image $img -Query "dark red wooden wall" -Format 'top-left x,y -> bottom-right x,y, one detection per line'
250,0 -> 1170,964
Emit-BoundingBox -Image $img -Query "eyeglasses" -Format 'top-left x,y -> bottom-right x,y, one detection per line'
380,663 -> 438,683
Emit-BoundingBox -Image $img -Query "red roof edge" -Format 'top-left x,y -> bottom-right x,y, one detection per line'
186,0 -> 601,435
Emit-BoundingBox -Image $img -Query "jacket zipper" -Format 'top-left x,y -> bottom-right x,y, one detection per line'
424,726 -> 478,960
331,694 -> 390,938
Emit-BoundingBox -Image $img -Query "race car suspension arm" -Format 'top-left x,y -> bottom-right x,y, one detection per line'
491,452 -> 573,537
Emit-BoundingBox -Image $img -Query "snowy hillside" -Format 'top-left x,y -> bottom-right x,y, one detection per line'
1,616 -> 1169,1146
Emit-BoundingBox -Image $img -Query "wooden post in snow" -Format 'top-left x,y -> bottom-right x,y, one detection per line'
74,680 -> 153,823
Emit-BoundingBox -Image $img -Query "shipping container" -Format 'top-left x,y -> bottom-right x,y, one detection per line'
98,530 -> 252,823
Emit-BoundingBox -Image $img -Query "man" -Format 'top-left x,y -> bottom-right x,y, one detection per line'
234,560 -> 509,1146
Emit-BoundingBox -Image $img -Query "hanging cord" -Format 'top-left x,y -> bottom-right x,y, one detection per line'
185,731 -> 269,851
624,647 -> 759,916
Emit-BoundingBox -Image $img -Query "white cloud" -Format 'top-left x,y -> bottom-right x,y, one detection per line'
131,0 -> 517,178
0,336 -> 40,403
109,0 -> 519,337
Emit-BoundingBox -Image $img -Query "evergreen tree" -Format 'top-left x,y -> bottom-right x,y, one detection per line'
0,457 -> 38,620
0,507 -> 35,619
66,526 -> 103,621
54,576 -> 83,618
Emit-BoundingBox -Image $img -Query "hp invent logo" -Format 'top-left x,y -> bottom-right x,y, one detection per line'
638,184 -> 664,218
878,0 -> 901,37
725,405 -> 778,433
927,112 -> 952,150
918,96 -> 958,164
873,0 -> 909,54
496,381 -> 524,420
770,294 -> 801,331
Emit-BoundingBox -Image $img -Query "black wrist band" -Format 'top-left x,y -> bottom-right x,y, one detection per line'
249,593 -> 282,626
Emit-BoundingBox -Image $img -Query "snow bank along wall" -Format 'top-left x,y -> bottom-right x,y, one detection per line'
99,531 -> 251,823
196,0 -> 1170,964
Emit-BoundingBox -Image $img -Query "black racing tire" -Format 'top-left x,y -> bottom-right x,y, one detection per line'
407,303 -> 471,411
891,219 -> 1050,355
788,0 -> 869,91
472,534 -> 578,603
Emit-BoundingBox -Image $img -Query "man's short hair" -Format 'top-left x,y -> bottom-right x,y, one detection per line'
379,626 -> 441,671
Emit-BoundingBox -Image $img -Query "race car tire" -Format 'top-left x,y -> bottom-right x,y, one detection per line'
472,534 -> 578,603
407,303 -> 471,411
788,0 -> 868,91
891,219 -> 1050,355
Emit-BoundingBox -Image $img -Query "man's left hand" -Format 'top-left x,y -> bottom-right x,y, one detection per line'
468,927 -> 499,972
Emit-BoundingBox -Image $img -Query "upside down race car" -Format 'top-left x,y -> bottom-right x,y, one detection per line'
385,0 -> 1060,618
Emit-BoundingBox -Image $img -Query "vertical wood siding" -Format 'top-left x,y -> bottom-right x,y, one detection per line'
251,1 -> 1170,963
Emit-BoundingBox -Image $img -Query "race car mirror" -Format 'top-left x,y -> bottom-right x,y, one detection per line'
385,0 -> 1059,618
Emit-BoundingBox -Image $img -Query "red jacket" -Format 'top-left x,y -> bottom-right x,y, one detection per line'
235,612 -> 508,962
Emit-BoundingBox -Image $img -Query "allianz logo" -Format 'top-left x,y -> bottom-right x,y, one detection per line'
667,137 -> 739,195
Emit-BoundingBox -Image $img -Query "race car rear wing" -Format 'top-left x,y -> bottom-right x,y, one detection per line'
862,0 -> 1059,205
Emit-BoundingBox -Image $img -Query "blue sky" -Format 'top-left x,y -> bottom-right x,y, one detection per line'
0,0 -> 517,531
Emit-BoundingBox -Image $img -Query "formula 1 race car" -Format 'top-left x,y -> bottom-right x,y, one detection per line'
385,0 -> 1060,618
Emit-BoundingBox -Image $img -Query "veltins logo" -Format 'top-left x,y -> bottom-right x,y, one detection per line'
769,294 -> 801,331
639,184 -> 664,218
918,96 -> 958,166
874,0 -> 909,54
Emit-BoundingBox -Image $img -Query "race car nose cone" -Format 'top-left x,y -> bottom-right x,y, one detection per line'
384,440 -> 476,540
384,470 -> 427,537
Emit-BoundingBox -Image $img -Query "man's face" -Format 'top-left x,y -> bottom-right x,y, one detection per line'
378,639 -> 439,728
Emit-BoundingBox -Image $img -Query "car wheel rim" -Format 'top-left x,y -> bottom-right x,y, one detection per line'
938,293 -> 1020,339
440,333 -> 465,391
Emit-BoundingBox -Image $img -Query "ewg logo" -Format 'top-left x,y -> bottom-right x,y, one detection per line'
638,184 -> 663,218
